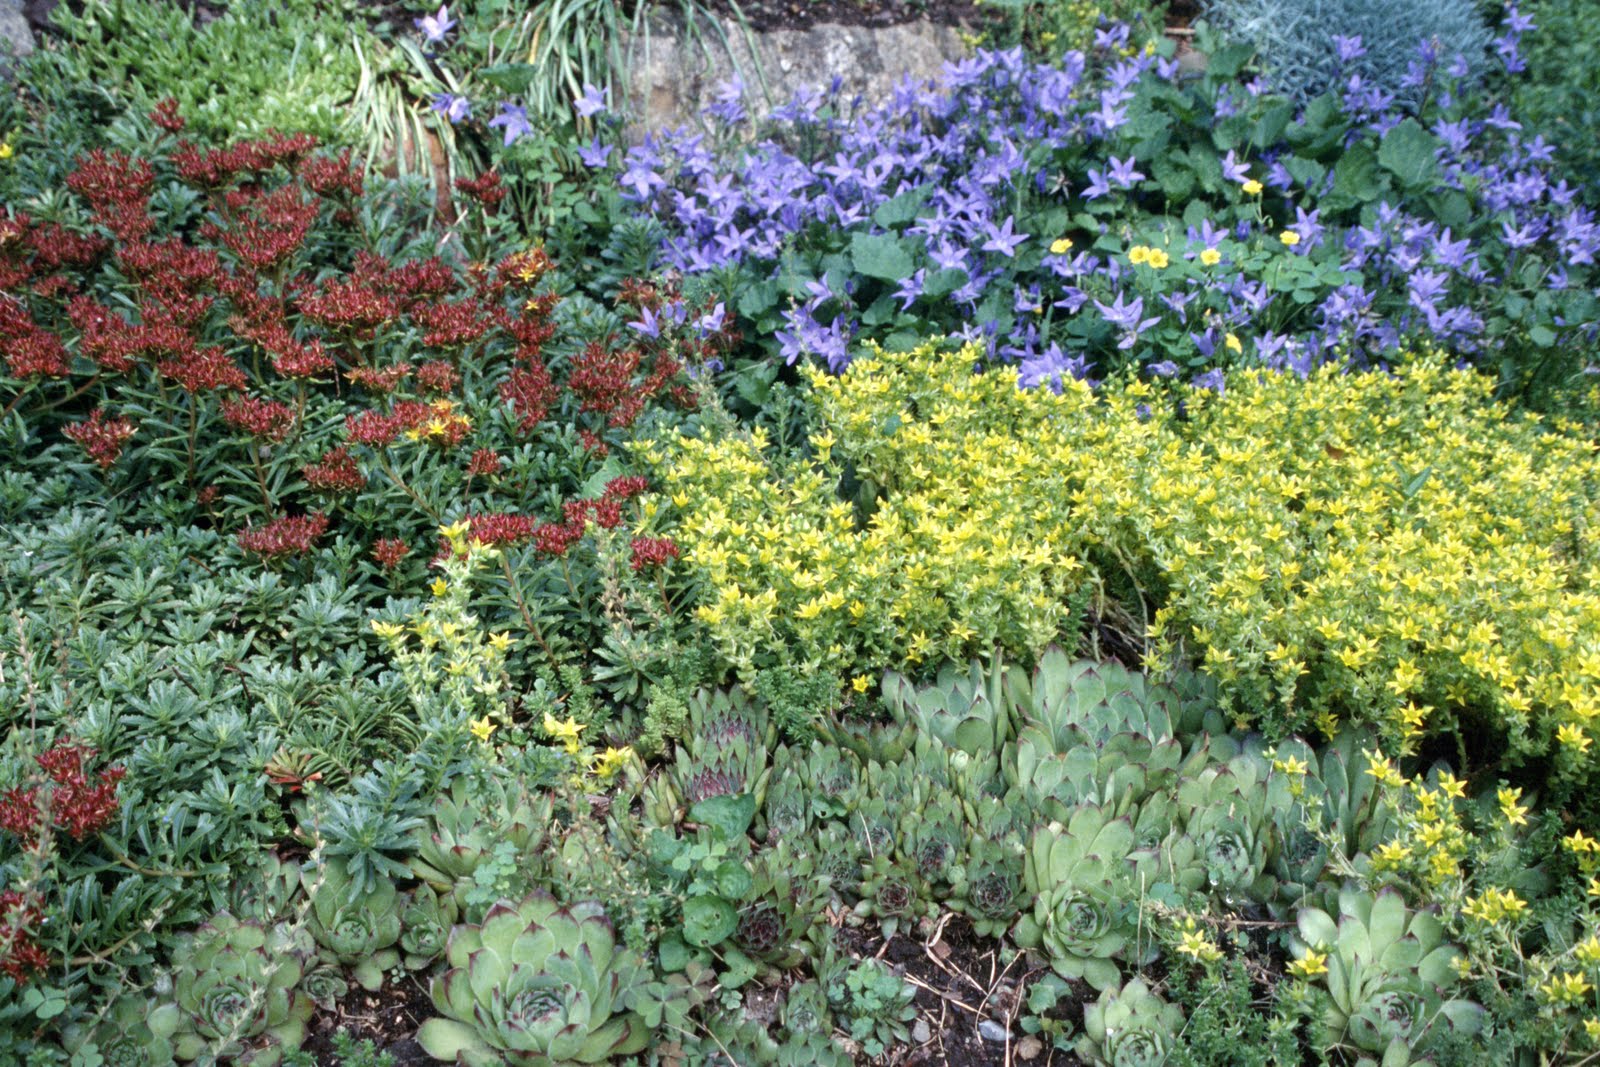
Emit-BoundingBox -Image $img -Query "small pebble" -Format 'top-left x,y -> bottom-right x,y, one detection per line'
977,1019 -> 1010,1042
911,1019 -> 931,1043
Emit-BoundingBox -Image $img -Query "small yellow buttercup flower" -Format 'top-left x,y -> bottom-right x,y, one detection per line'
1437,772 -> 1467,799
0,142 -> 13,161
1175,918 -> 1223,963
1129,245 -> 1150,265
430,578 -> 449,597
1146,248 -> 1170,269
1272,753 -> 1310,777
1225,333 -> 1243,354
1288,949 -> 1328,979
1540,972 -> 1593,1004
1050,237 -> 1074,255
851,674 -> 871,693
1567,829 -> 1600,854
469,716 -> 498,743
487,631 -> 513,652
1558,723 -> 1593,752
1279,230 -> 1301,246
1241,178 -> 1263,195
591,746 -> 632,780
1462,887 -> 1528,924
543,713 -> 587,754
1200,247 -> 1221,266
1498,786 -> 1530,827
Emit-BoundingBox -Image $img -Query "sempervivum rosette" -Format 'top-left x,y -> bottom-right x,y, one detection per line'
1076,978 -> 1185,1067
417,891 -> 653,1066
304,858 -> 403,991
1013,803 -> 1154,992
164,914 -> 312,1066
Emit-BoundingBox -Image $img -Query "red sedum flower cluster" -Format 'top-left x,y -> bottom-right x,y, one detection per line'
0,741 -> 126,846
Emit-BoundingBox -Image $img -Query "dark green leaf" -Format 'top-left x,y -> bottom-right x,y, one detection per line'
1378,119 -> 1441,190
850,233 -> 914,282
682,894 -> 737,948
689,793 -> 756,841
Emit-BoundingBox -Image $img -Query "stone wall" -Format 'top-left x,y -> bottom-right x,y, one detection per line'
1,0 -> 34,76
620,12 -> 972,136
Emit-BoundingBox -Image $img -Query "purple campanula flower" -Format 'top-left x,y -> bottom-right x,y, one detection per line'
1408,270 -> 1449,317
430,93 -> 471,124
895,270 -> 926,311
1193,368 -> 1226,394
1333,34 -> 1366,63
1055,288 -> 1090,314
981,215 -> 1029,258
1108,155 -> 1144,189
1095,293 -> 1160,349
1082,167 -> 1112,201
1147,360 -> 1180,378
1019,343 -> 1088,393
1290,207 -> 1324,247
1220,150 -> 1251,185
928,239 -> 969,274
628,306 -> 662,340
694,303 -> 727,337
415,4 -> 455,43
575,83 -> 609,119
577,137 -> 612,169
487,103 -> 532,146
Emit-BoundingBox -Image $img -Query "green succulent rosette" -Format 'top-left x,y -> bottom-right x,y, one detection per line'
62,995 -> 181,1067
165,913 -> 311,1066
1292,887 -> 1485,1062
1076,977 -> 1185,1067
305,859 -> 402,991
418,891 -> 654,1066
401,887 -> 458,970
1014,804 -> 1153,992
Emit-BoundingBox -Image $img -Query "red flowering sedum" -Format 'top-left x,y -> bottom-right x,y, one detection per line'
0,741 -> 126,845
63,409 -> 137,469
237,513 -> 330,559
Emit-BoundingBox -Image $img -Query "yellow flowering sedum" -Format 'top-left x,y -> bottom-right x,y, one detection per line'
371,524 -> 512,725
651,341 -> 1600,770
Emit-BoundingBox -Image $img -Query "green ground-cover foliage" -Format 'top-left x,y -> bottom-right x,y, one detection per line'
1,2 -> 1599,1064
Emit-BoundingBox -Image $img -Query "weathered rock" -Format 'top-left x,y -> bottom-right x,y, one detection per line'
0,0 -> 35,78
620,11 -> 971,138
977,1018 -> 1011,1042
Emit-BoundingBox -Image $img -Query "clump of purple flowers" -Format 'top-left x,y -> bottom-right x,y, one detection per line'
605,9 -> 1597,399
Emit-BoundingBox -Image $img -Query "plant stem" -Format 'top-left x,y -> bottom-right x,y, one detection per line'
499,554 -> 559,669
378,453 -> 440,521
